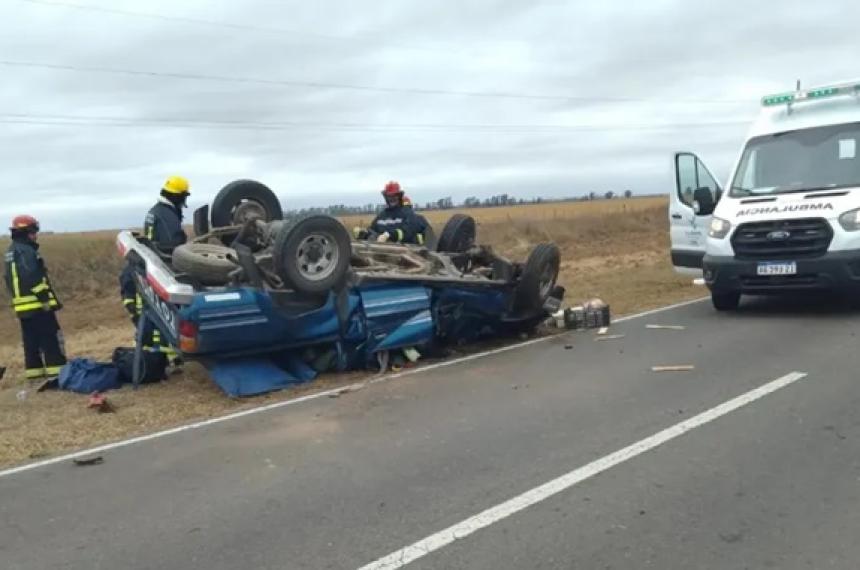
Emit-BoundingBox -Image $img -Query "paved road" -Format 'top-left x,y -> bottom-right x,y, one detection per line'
3,297 -> 860,569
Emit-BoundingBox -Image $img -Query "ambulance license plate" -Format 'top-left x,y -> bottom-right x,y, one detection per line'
757,261 -> 797,276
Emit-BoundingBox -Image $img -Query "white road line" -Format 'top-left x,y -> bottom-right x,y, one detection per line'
357,371 -> 808,570
612,296 -> 706,324
0,296 -> 707,479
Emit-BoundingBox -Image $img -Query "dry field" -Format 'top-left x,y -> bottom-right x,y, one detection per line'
0,197 -> 702,467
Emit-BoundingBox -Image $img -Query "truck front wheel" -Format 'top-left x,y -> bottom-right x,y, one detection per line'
711,291 -> 741,311
514,243 -> 561,314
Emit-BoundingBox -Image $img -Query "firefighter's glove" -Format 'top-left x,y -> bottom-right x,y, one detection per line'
377,232 -> 391,243
354,227 -> 372,241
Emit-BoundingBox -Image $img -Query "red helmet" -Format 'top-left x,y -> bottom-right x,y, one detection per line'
10,215 -> 40,233
382,181 -> 403,197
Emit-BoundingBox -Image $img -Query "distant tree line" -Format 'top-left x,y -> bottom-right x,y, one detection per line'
285,190 -> 638,217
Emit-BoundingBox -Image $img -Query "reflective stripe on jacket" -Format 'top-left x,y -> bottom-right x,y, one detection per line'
4,238 -> 61,317
370,205 -> 428,245
119,262 -> 143,316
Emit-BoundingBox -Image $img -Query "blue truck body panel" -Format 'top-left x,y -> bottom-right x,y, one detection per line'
360,284 -> 434,353
136,273 -> 543,396
182,287 -> 353,355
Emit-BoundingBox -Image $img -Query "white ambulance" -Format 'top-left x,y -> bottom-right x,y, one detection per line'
670,80 -> 860,310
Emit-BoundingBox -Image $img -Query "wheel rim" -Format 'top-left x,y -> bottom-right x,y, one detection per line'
189,245 -> 235,263
232,199 -> 268,224
538,264 -> 555,298
295,232 -> 339,281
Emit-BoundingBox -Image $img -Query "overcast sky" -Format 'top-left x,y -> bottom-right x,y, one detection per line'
1,0 -> 859,231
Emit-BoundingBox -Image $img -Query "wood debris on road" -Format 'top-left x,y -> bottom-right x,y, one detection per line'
651,365 -> 695,372
72,456 -> 104,467
646,324 -> 687,331
328,385 -> 365,398
596,334 -> 626,341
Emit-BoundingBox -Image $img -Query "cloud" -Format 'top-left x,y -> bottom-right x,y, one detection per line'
0,0 -> 857,231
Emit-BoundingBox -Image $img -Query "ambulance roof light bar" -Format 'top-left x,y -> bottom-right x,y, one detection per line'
762,80 -> 860,108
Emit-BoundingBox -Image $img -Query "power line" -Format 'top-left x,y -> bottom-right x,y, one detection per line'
0,113 -> 752,133
19,0 -> 746,89
19,0 -> 465,56
0,112 -> 754,129
0,59 -> 751,105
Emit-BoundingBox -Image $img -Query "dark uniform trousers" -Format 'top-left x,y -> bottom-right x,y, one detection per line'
20,312 -> 66,379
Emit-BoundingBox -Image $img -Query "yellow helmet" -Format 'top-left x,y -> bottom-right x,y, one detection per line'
162,175 -> 190,195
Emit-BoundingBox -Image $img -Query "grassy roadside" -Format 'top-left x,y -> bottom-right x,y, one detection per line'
0,198 -> 702,468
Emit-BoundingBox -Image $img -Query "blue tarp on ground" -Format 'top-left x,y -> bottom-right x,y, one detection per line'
59,358 -> 122,394
204,354 -> 318,397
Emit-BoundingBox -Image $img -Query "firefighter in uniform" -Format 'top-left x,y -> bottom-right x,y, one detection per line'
118,175 -> 190,360
358,181 -> 429,245
144,175 -> 190,255
3,215 -> 67,380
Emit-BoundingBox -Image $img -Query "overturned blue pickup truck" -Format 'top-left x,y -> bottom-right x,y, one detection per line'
117,180 -> 563,396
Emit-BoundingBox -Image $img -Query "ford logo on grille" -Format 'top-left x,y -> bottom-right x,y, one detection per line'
767,230 -> 791,241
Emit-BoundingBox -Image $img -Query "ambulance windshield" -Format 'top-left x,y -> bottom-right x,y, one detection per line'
730,122 -> 860,197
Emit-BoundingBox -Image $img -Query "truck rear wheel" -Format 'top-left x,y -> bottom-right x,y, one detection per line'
711,291 -> 741,311
273,215 -> 352,295
210,179 -> 284,228
436,214 -> 476,253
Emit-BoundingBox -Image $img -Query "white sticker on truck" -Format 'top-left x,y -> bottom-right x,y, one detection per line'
839,138 -> 856,160
204,292 -> 242,303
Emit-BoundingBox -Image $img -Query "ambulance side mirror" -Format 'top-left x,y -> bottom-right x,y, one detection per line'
675,151 -> 722,216
692,187 -> 716,216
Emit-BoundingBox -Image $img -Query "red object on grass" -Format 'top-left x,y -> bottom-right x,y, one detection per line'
87,392 -> 106,408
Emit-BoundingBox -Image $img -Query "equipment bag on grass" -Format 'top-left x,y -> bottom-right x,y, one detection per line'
58,358 -> 121,394
111,347 -> 168,384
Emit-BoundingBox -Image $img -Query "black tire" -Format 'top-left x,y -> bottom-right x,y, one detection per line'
514,243 -> 561,313
420,219 -> 437,249
210,179 -> 283,228
172,243 -> 239,285
436,214 -> 476,253
273,215 -> 352,295
192,205 -> 210,237
712,291 -> 741,311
